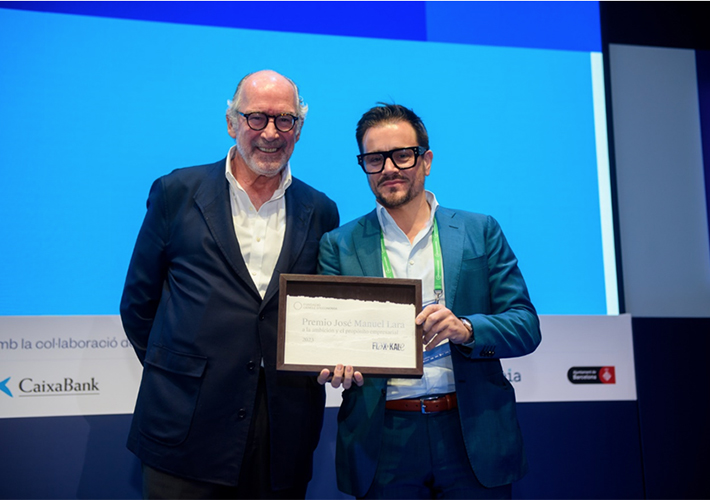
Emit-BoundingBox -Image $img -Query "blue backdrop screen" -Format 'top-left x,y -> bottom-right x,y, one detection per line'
0,2 -> 614,315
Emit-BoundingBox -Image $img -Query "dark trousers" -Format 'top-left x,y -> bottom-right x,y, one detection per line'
142,369 -> 308,499
361,408 -> 512,499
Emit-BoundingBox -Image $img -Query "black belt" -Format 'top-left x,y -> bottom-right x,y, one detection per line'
385,393 -> 457,414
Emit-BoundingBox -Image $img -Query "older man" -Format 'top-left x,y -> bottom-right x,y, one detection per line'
120,70 -> 339,499
318,103 -> 540,499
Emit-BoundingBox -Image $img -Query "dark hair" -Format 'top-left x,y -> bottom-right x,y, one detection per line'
355,103 -> 429,153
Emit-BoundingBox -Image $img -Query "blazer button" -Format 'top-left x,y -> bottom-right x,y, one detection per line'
479,345 -> 495,357
247,361 -> 256,371
238,408 -> 247,420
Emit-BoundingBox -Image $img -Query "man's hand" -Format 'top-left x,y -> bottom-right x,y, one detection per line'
317,364 -> 364,389
417,303 -> 473,350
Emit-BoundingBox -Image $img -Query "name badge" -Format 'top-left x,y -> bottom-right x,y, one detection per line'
422,299 -> 451,364
424,341 -> 451,364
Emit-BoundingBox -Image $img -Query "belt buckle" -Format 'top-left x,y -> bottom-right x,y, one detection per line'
419,395 -> 439,414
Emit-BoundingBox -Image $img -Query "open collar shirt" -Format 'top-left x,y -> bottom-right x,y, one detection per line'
225,145 -> 291,299
376,191 -> 456,400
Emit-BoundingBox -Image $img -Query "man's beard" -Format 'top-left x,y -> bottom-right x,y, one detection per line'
236,141 -> 287,178
374,174 -> 423,209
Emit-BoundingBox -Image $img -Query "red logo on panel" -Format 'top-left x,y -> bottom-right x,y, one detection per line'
598,366 -> 616,384
567,366 -> 617,384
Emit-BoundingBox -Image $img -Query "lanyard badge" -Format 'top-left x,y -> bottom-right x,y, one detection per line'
381,219 -> 449,364
380,219 -> 443,301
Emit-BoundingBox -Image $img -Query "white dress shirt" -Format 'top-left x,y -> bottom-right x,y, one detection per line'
225,145 -> 291,299
376,191 -> 456,400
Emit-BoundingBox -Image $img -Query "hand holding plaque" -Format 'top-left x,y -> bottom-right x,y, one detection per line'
316,364 -> 364,390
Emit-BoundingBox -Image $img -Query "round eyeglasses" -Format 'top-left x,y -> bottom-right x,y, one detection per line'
237,111 -> 299,132
357,146 -> 427,174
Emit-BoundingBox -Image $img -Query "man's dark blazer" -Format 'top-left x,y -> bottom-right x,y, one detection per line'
318,206 -> 541,496
120,158 -> 339,488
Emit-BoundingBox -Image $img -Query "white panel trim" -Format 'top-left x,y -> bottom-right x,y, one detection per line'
591,52 -> 620,315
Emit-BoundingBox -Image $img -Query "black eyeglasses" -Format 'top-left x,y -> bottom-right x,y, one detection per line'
357,146 -> 427,174
237,111 -> 299,132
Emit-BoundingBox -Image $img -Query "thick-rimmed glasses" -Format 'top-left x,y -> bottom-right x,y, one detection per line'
237,111 -> 299,132
357,146 -> 427,174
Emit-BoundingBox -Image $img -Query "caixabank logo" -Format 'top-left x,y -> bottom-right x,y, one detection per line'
0,375 -> 101,397
1,376 -> 12,397
567,366 -> 616,384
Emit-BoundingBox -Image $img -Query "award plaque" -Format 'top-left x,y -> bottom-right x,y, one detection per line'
277,274 -> 423,377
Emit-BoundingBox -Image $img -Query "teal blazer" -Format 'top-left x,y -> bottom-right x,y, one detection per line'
318,207 -> 541,496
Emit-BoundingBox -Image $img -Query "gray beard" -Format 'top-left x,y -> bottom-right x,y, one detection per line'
236,142 -> 286,178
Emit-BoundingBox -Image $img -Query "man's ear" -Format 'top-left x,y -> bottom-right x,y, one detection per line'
294,122 -> 302,143
423,150 -> 433,176
226,114 -> 237,139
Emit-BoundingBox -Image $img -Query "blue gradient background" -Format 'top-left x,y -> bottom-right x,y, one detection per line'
0,2 -> 607,315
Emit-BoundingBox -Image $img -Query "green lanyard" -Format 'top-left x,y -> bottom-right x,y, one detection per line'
380,218 -> 444,304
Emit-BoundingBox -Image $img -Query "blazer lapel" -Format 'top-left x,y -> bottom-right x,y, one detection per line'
354,210 -> 384,277
354,208 -> 464,306
262,182 -> 313,305
194,159 -> 260,298
435,207 -> 464,308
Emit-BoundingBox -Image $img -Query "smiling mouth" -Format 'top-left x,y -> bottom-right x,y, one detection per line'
257,146 -> 280,153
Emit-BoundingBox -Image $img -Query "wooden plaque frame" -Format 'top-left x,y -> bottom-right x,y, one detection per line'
277,274 -> 423,377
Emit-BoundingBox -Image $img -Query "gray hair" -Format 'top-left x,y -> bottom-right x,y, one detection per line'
226,71 -> 308,131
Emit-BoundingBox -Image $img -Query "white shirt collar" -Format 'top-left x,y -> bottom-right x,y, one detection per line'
376,190 -> 439,240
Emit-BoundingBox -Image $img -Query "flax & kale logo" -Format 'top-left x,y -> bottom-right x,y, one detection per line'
567,366 -> 616,384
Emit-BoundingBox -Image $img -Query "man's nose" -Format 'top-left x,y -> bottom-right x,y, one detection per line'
382,156 -> 399,173
261,118 -> 281,139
